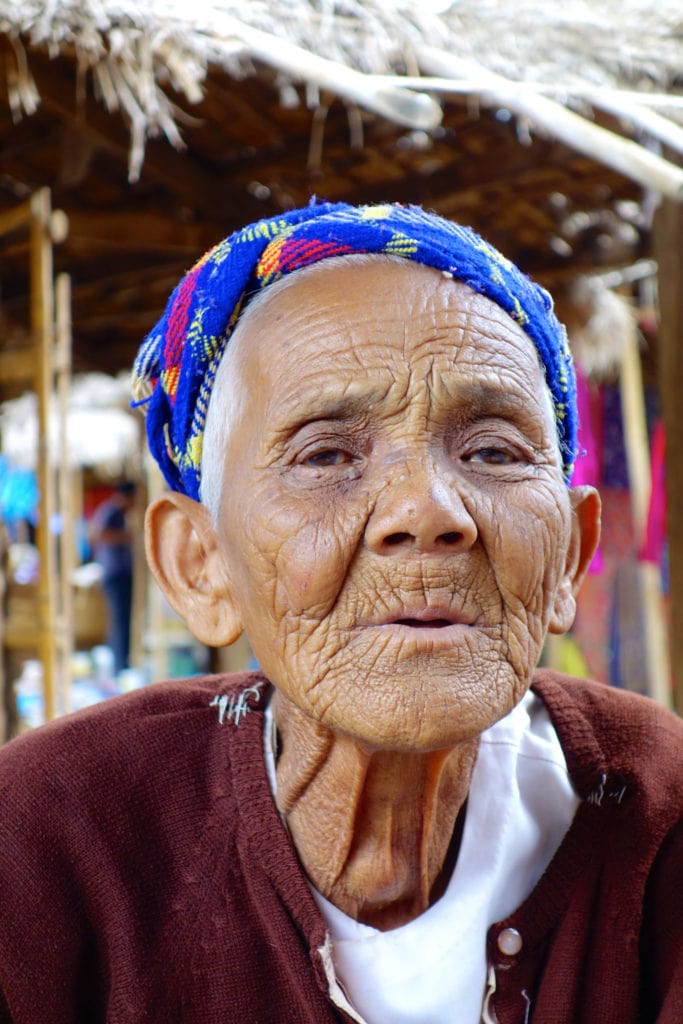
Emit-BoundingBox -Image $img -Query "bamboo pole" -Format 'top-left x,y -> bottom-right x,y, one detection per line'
653,201 -> 683,715
208,16 -> 441,130
30,188 -> 58,723
377,75 -> 683,113
619,333 -> 672,709
417,49 -> 683,201
588,93 -> 683,159
0,198 -> 33,741
55,272 -> 73,715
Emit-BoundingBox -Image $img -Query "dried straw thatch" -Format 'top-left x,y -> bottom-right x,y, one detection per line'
559,275 -> 640,380
3,0 -> 683,186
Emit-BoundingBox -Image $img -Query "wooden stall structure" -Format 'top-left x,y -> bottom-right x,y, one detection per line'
0,189 -> 72,729
654,202 -> 683,715
1,1 -> 683,710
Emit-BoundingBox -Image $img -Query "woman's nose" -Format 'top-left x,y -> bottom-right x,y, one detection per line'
364,457 -> 478,555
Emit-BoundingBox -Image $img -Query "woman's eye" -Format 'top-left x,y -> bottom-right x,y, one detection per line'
303,448 -> 350,467
466,447 -> 517,466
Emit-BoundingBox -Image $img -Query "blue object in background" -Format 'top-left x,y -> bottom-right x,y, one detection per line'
0,456 -> 38,527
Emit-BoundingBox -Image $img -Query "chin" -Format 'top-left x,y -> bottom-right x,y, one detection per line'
315,668 -> 523,753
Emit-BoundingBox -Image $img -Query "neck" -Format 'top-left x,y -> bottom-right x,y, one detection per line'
272,691 -> 478,930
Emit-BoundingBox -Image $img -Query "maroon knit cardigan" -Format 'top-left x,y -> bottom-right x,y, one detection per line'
0,670 -> 681,1023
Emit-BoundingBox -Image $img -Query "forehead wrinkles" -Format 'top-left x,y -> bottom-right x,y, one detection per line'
230,262 -> 552,434
231,293 -> 443,432
444,302 -> 556,433
456,301 -> 541,371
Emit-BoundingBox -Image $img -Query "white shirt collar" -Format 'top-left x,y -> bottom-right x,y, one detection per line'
264,689 -> 578,1024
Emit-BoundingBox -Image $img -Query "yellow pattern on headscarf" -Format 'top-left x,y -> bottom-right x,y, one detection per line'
385,231 -> 419,257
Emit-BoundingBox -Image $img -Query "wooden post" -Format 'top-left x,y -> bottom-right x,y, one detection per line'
0,199 -> 32,738
55,273 -> 73,713
619,333 -> 672,708
653,201 -> 683,715
30,188 -> 59,722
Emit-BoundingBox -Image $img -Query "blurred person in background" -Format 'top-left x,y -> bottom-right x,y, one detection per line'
89,480 -> 136,674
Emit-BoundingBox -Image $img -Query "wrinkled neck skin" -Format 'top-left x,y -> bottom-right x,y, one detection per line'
272,689 -> 479,931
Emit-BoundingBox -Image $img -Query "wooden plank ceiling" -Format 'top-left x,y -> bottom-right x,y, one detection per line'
0,47 -> 646,385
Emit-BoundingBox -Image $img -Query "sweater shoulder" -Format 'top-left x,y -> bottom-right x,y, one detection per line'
0,673 -> 274,1018
533,669 -> 683,818
0,671 -> 267,802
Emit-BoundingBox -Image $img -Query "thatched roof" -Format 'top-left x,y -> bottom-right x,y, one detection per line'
1,0 -> 682,379
5,1 -> 683,181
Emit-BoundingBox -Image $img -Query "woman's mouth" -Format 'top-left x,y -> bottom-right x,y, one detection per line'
394,617 -> 454,628
357,606 -> 478,652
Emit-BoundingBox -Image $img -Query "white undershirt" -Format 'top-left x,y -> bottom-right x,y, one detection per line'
264,690 -> 578,1024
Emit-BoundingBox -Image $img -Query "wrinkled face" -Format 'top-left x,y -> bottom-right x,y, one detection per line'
214,260 -> 577,751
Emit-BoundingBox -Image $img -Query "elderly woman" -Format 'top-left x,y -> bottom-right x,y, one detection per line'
0,203 -> 681,1024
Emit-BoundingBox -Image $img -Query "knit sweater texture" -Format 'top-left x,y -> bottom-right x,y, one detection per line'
0,670 -> 681,1023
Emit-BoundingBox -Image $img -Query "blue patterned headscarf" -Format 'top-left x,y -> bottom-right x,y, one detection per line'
132,201 -> 577,499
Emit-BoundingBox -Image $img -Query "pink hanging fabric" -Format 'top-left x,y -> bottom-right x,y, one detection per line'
639,419 -> 666,565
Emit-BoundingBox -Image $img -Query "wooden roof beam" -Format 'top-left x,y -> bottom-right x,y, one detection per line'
197,72 -> 285,149
417,49 -> 683,201
653,200 -> 683,712
64,211 -> 217,255
66,262 -> 187,305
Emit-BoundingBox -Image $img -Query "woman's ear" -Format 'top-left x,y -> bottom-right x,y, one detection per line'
548,485 -> 602,636
144,492 -> 243,647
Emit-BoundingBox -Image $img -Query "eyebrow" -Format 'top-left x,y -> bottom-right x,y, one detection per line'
447,381 -> 538,420
281,377 -> 547,435
282,387 -> 389,431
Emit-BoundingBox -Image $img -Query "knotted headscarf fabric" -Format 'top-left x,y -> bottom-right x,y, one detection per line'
132,201 -> 577,499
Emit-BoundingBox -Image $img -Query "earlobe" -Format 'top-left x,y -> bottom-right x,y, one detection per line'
144,492 -> 243,647
548,485 -> 602,635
